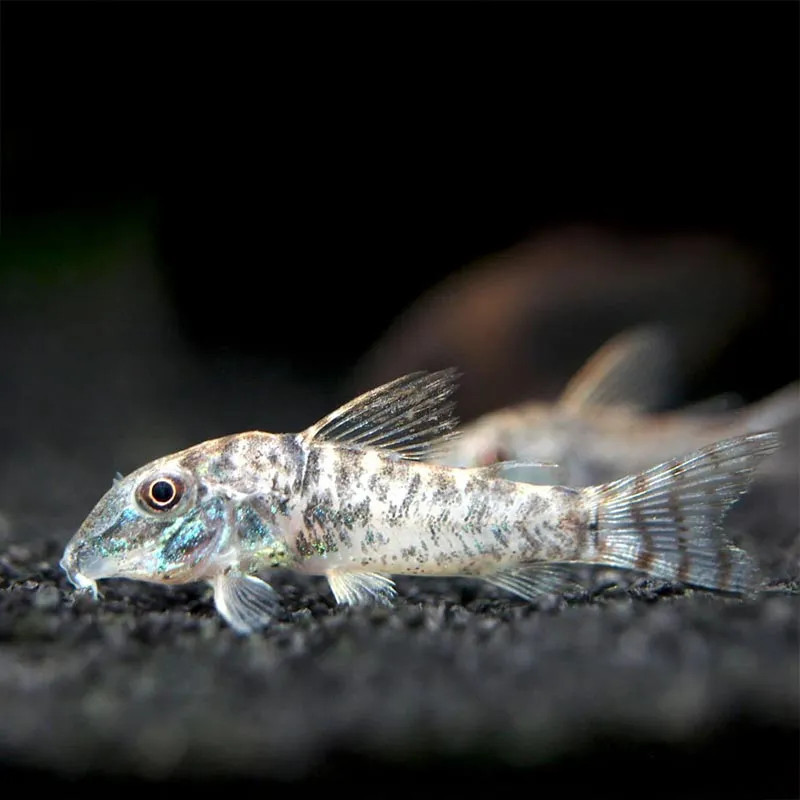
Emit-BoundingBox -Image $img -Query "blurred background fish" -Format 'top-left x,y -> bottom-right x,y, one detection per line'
437,326 -> 800,486
350,228 -> 778,421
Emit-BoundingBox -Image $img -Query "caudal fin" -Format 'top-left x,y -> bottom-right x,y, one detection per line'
580,432 -> 780,593
743,382 -> 800,433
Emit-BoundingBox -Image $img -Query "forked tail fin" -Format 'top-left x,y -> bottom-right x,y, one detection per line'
580,432 -> 780,593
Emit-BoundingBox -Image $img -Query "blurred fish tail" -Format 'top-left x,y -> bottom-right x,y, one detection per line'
742,382 -> 800,433
579,433 -> 781,593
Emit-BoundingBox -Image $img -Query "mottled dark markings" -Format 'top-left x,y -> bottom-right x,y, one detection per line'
491,524 -> 509,549
519,494 -> 547,519
634,531 -> 655,572
299,488 -> 342,557
398,473 -> 421,519
427,521 -> 441,548
451,529 -> 474,558
464,475 -> 482,496
589,502 -> 608,555
333,449 -> 365,497
464,493 -> 491,528
561,507 -> 586,559
430,469 -> 459,512
367,473 -> 390,503
676,527 -> 691,583
350,498 -> 371,528
434,507 -> 452,528
667,484 -> 684,526
252,493 -> 291,520
666,476 -> 689,582
280,432 -> 303,463
179,448 -> 208,472
668,457 -> 685,481
295,529 -> 313,558
702,444 -> 725,496
301,447 -> 322,495
716,545 -> 732,590
381,457 -> 410,482
337,528 -> 352,548
631,475 -> 647,525
434,471 -> 457,491
513,493 -> 552,551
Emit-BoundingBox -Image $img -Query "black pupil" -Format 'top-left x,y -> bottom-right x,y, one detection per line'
151,480 -> 175,504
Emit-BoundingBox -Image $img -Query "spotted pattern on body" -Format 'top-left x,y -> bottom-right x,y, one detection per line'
292,443 -> 581,577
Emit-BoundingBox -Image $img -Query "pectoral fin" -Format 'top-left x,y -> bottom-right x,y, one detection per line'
559,326 -> 677,413
326,570 -> 397,606
212,572 -> 282,634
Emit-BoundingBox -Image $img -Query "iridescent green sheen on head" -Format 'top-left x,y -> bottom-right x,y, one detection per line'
61,455 -> 232,590
156,497 -> 227,577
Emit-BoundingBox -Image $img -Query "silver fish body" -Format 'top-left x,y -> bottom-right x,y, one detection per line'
61,370 -> 780,634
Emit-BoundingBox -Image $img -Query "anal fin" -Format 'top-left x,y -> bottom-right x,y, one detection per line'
326,570 -> 397,606
212,572 -> 282,634
483,563 -> 582,602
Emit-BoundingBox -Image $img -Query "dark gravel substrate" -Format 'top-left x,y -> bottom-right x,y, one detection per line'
0,231 -> 797,796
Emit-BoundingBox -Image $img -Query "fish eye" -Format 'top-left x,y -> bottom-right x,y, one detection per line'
137,476 -> 185,512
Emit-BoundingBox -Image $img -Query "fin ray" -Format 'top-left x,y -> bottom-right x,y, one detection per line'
303,370 -> 460,460
212,572 -> 282,634
559,325 -> 677,412
484,564 -> 582,602
581,432 -> 780,593
326,570 -> 397,606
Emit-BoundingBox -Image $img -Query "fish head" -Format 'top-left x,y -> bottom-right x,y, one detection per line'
61,454 -> 232,597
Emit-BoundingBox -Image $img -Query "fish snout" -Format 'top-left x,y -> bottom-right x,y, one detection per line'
59,537 -> 116,598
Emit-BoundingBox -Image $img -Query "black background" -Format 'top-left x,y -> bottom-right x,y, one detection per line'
4,1 -> 798,382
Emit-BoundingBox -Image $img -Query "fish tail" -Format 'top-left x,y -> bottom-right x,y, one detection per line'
578,432 -> 780,593
742,382 -> 800,433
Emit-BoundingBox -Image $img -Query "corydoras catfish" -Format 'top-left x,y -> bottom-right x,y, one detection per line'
61,370 -> 779,634
438,328 -> 798,486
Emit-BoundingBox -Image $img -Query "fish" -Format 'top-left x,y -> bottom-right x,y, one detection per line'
437,327 -> 799,486
60,369 -> 780,634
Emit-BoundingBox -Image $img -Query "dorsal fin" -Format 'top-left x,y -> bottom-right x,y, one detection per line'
559,325 -> 678,413
302,369 -> 461,460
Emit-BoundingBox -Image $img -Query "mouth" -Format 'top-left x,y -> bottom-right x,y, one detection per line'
59,543 -> 118,599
